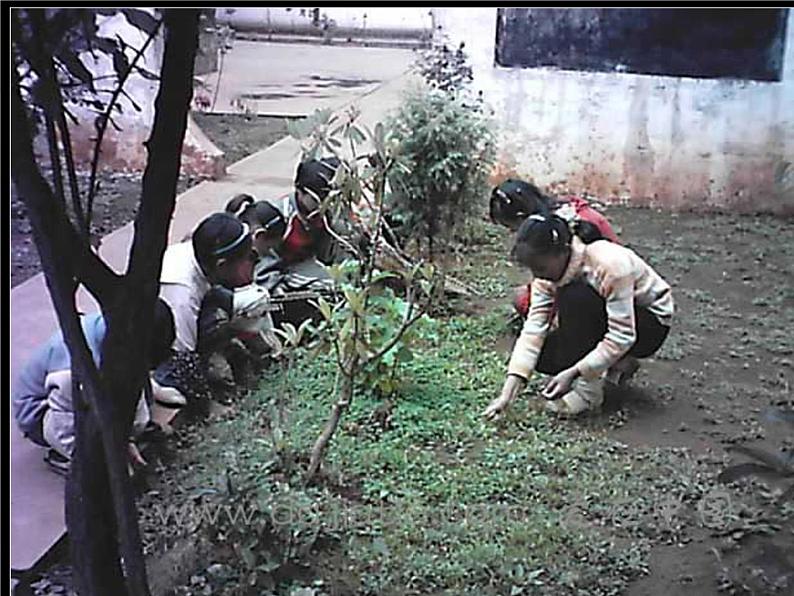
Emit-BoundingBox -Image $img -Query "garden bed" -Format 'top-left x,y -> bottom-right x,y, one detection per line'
131,207 -> 793,595
20,205 -> 794,595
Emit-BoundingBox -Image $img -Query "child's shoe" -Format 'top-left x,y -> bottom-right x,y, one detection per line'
44,448 -> 70,476
545,375 -> 604,416
151,378 -> 187,408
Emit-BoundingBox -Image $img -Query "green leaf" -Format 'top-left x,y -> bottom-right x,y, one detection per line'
339,318 -> 354,343
350,126 -> 367,146
314,296 -> 333,321
344,287 -> 366,316
296,318 -> 314,345
420,263 -> 436,279
371,270 -> 400,284
396,346 -> 413,363
274,322 -> 299,347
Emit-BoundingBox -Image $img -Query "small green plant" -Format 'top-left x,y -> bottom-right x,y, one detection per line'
268,319 -> 313,460
286,107 -> 445,482
386,86 -> 496,258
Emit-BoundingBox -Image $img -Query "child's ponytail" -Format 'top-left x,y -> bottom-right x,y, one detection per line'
571,219 -> 604,244
225,193 -> 256,221
513,214 -> 572,256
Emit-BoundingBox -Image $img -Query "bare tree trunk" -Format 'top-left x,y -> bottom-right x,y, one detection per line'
12,9 -> 200,596
67,390 -> 126,595
94,12 -> 200,596
306,373 -> 355,482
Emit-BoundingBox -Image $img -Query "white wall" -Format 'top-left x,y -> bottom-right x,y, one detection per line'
62,9 -> 163,171
62,10 -> 222,176
434,7 -> 794,214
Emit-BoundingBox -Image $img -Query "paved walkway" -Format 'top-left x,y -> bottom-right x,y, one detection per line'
197,39 -> 413,115
9,40 -> 416,574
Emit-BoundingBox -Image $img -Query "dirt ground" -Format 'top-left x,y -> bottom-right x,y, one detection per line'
10,113 -> 289,289
191,112 -> 293,167
602,207 -> 794,595
459,205 -> 794,595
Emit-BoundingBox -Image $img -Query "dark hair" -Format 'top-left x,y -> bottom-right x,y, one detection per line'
295,156 -> 341,200
512,214 -> 573,264
225,193 -> 256,219
574,220 -> 604,244
192,212 -> 252,274
225,194 -> 286,239
150,298 -> 175,366
490,179 -> 554,227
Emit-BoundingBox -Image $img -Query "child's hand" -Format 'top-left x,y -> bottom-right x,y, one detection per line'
127,441 -> 147,468
542,367 -> 579,400
484,375 -> 525,420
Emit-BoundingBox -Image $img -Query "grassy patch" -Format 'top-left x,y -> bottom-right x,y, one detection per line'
147,309 -> 740,595
141,212 -> 794,595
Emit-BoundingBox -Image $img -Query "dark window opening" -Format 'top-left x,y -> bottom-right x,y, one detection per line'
495,8 -> 788,82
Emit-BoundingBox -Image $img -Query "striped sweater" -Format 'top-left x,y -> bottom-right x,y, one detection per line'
507,237 -> 674,380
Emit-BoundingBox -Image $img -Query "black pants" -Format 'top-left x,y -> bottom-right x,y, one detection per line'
535,281 -> 670,375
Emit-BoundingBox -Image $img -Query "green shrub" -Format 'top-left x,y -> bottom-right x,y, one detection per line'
414,41 -> 473,93
387,87 -> 496,258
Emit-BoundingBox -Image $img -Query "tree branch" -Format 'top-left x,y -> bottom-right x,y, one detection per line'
86,15 -> 163,235
11,68 -> 121,305
28,9 -> 88,237
56,106 -> 88,239
365,300 -> 425,367
44,114 -> 66,206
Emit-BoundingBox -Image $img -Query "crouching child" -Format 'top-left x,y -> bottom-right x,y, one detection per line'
12,299 -> 176,474
198,283 -> 282,397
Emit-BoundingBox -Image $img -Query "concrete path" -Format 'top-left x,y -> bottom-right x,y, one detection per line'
9,39 -> 417,574
196,40 -> 413,116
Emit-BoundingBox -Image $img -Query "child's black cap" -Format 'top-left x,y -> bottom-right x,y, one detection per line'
295,157 -> 341,200
192,212 -> 250,270
251,201 -> 285,234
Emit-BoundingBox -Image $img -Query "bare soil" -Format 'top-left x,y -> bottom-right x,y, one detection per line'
603,207 -> 794,595
446,206 -> 794,595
